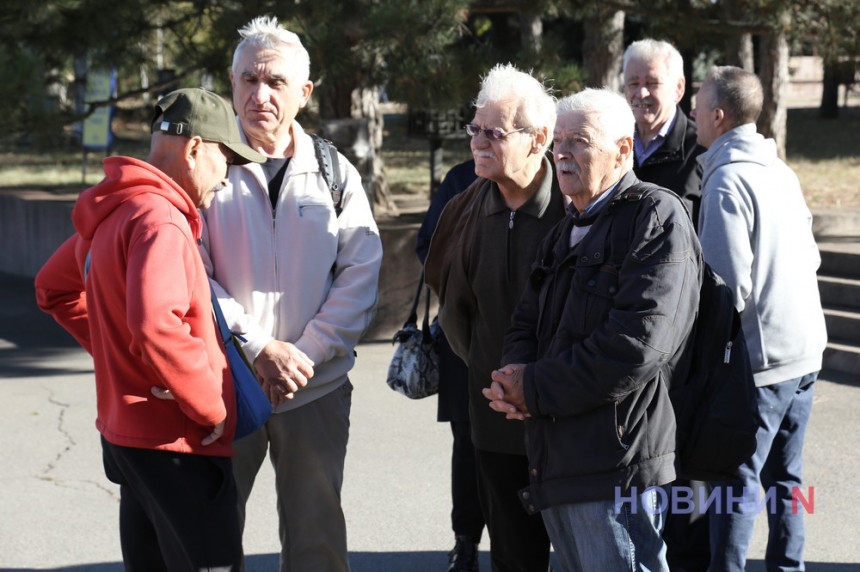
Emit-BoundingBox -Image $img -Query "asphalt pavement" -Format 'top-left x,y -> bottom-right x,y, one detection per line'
1,271 -> 858,571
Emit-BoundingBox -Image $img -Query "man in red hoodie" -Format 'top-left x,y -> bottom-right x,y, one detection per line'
35,88 -> 264,571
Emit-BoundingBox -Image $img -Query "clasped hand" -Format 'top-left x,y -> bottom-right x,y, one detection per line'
483,363 -> 531,421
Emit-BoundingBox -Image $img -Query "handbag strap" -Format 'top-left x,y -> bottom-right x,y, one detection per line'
405,270 -> 425,326
420,285 -> 433,343
405,269 -> 434,327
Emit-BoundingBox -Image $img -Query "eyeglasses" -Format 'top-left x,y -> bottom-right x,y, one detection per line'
464,124 -> 528,140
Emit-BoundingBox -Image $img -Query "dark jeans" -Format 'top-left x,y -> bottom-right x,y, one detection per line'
451,421 -> 485,542
709,372 -> 817,572
101,436 -> 243,572
475,448 -> 551,572
542,488 -> 669,572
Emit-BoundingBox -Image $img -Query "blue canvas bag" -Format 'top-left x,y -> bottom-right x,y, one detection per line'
210,286 -> 272,440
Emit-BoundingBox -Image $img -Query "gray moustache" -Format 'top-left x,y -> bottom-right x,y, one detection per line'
556,161 -> 579,173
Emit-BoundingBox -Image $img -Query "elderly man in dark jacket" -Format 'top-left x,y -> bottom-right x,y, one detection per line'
624,38 -> 710,570
485,88 -> 702,571
623,38 -> 705,227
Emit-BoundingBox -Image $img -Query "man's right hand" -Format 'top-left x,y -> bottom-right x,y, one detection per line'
254,340 -> 314,400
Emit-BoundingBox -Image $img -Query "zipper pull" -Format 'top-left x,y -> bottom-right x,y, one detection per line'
509,211 -> 515,229
724,340 -> 732,364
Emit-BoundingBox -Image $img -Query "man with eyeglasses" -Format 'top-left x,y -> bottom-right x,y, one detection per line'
425,63 -> 564,572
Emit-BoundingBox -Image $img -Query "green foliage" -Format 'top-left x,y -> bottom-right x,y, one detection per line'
6,0 -> 860,145
0,44 -> 54,138
794,0 -> 860,64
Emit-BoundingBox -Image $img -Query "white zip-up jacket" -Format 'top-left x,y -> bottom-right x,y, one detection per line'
697,124 -> 826,387
201,120 -> 383,412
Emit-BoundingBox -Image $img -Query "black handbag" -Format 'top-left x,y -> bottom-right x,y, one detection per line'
386,271 -> 441,399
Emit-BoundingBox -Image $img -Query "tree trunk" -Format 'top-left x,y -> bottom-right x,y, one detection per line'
757,26 -> 788,160
680,49 -> 695,115
520,10 -> 542,53
820,61 -> 841,119
582,9 -> 624,91
351,86 -> 398,215
726,33 -> 754,72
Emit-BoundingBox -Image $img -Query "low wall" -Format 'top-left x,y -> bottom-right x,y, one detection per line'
0,190 -> 426,341
363,213 -> 429,342
7,189 -> 854,343
0,190 -> 77,278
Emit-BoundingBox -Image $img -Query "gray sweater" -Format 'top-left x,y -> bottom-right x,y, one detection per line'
697,124 -> 827,386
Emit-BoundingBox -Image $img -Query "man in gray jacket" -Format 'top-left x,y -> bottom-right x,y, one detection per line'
692,66 -> 827,572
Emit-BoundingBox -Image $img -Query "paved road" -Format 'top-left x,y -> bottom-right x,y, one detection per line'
1,272 -> 858,571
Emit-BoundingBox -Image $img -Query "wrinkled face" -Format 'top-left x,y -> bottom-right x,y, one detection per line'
552,111 -> 622,209
623,57 -> 684,135
188,142 -> 233,208
691,80 -> 718,148
231,46 -> 312,147
469,98 -> 536,186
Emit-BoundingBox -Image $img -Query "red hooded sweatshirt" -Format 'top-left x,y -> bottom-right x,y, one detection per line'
35,156 -> 236,456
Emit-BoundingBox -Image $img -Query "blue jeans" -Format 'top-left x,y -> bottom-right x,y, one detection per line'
542,487 -> 669,572
709,372 -> 817,572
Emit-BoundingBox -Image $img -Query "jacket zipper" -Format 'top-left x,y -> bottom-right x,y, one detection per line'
507,211 -> 516,283
270,184 -> 280,337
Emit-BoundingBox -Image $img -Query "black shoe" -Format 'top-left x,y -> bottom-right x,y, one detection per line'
447,535 -> 478,572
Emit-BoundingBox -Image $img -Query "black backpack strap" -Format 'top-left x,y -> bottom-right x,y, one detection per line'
311,133 -> 344,217
605,182 -> 664,268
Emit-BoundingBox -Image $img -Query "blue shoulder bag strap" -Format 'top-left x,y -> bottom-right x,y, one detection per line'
210,284 -> 233,345
84,250 -> 91,282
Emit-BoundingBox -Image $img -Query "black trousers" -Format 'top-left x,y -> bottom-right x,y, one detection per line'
101,436 -> 243,571
451,421 -> 485,542
663,479 -> 711,572
474,448 -> 550,572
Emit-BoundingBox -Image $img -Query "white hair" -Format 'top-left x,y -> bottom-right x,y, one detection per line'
232,16 -> 311,82
622,38 -> 684,82
556,88 -> 635,168
475,63 -> 557,152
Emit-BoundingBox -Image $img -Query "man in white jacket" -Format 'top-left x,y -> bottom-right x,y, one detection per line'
200,16 -> 382,572
692,66 -> 827,572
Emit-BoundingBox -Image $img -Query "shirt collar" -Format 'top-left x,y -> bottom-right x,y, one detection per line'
566,177 -> 622,227
634,105 -> 678,162
485,155 -> 556,217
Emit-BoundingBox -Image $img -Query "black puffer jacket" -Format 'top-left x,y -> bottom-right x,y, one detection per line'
633,107 -> 705,227
502,172 -> 702,514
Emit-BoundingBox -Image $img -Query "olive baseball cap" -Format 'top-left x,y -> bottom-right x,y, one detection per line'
151,88 -> 265,165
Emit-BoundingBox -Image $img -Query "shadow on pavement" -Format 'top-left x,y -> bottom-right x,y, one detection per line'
0,346 -> 93,378
2,550 -> 492,572
0,271 -> 79,350
4,557 -> 859,571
